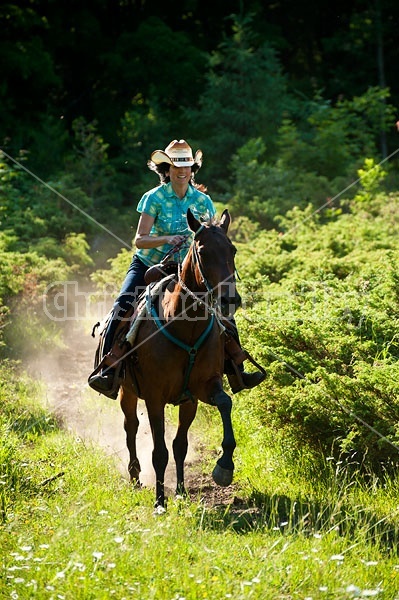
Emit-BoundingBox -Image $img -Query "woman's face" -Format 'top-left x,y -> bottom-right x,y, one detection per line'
168,164 -> 192,187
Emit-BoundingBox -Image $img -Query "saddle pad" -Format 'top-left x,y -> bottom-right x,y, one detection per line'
125,275 -> 175,347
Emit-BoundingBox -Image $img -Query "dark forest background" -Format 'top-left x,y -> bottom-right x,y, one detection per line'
1,0 -> 399,249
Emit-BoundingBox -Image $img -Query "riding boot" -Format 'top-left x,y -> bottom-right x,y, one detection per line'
223,323 -> 266,394
88,337 -> 129,400
89,366 -> 118,397
225,359 -> 265,394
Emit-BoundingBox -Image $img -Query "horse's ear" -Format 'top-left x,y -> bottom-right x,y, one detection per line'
220,209 -> 230,233
187,208 -> 201,233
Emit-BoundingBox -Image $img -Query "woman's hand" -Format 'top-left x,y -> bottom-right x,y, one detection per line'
167,234 -> 186,246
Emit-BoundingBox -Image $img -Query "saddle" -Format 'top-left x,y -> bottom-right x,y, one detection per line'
88,266 -> 265,399
144,260 -> 179,284
87,274 -> 175,399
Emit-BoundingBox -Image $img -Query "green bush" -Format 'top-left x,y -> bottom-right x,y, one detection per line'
235,190 -> 399,471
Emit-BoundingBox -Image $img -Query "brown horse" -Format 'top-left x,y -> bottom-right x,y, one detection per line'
120,208 -> 239,509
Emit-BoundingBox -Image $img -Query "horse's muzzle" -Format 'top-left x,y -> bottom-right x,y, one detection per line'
219,287 -> 241,318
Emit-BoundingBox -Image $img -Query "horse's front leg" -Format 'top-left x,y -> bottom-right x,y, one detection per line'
147,405 -> 169,509
209,382 -> 236,487
120,385 -> 141,484
173,400 -> 198,497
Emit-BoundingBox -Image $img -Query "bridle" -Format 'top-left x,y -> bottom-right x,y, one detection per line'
146,222 -> 233,403
177,224 -> 236,318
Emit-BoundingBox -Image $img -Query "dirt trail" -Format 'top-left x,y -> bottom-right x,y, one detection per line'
29,321 -> 175,487
29,319 -> 237,505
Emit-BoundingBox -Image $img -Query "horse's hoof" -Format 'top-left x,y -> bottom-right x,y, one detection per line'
212,464 -> 234,487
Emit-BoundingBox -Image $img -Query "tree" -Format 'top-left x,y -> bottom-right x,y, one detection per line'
0,3 -> 61,158
185,14 -> 293,191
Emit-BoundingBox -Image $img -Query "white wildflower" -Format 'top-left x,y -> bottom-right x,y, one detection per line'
346,585 -> 361,597
55,571 -> 65,579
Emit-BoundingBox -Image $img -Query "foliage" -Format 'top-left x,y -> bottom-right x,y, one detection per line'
186,15 -> 293,190
0,3 -> 61,157
223,86 -> 395,229
277,87 -> 395,181
0,152 -> 97,358
66,118 -> 121,210
354,157 -> 388,203
234,189 -> 399,471
1,153 -> 93,248
0,240 -> 83,358
227,138 -> 332,228
2,1 -> 399,199
90,247 -> 132,298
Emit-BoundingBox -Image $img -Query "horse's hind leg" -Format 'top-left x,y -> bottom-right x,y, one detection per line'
173,400 -> 198,497
120,387 -> 141,484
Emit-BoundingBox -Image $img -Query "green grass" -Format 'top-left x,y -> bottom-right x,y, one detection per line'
1,366 -> 399,599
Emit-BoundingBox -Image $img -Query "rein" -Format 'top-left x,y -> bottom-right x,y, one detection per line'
176,224 -> 220,314
161,236 -> 189,264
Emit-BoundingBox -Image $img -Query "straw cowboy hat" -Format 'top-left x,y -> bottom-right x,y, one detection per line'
150,139 -> 203,168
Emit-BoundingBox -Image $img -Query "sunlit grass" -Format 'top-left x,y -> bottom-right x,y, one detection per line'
2,367 -> 399,598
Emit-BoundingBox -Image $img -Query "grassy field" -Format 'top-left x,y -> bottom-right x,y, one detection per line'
1,363 -> 399,600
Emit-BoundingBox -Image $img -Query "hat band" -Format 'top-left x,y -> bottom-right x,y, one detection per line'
170,158 -> 194,164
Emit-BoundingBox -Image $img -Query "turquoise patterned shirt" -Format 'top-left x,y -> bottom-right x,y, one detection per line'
135,182 -> 216,266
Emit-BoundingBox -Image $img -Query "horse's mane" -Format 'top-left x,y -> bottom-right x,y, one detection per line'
193,182 -> 208,193
202,214 -> 225,228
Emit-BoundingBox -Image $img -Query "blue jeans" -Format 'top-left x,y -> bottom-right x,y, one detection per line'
103,254 -> 148,355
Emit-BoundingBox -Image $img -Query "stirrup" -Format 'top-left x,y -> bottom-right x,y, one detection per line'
241,350 -> 267,377
227,352 -> 266,394
88,359 -> 123,399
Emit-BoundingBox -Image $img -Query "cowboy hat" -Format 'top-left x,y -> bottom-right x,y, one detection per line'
150,139 -> 203,168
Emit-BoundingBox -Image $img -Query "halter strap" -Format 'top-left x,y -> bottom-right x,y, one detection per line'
194,224 -> 205,239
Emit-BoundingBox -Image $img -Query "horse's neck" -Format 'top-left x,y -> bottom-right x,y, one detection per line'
162,262 -> 207,324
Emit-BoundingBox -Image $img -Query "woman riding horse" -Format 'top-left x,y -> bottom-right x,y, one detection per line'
89,139 -> 265,398
121,207 -> 243,508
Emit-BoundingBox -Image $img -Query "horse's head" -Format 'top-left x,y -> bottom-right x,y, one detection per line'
186,208 -> 241,318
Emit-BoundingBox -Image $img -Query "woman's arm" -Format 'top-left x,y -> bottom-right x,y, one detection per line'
134,213 -> 186,249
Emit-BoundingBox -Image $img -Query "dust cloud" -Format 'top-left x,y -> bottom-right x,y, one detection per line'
27,312 -> 196,491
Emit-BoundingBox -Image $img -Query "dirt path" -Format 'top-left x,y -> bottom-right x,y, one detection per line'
29,321 -> 182,487
29,320 -> 237,505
